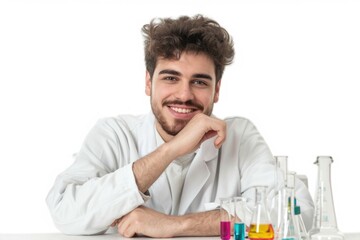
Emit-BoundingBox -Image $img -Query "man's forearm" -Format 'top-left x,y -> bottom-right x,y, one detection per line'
116,206 -> 220,238
132,143 -> 176,193
176,210 -> 220,236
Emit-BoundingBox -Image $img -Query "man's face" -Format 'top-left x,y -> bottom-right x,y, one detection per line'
145,51 -> 221,141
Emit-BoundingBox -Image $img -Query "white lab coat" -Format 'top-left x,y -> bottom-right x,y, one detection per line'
46,113 -> 314,235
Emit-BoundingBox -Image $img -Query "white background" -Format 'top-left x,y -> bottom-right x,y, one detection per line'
0,0 -> 359,234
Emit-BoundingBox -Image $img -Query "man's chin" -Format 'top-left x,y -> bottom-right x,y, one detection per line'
163,127 -> 183,136
162,122 -> 188,136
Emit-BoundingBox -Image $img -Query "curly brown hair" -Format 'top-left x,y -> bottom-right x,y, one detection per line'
142,14 -> 234,82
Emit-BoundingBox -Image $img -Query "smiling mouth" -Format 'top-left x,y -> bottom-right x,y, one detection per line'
169,106 -> 195,114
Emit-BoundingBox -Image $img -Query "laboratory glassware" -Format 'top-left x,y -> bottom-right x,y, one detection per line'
248,186 -> 274,240
233,197 -> 251,240
308,156 -> 344,240
294,205 -> 309,240
277,172 -> 301,240
276,156 -> 289,186
270,156 -> 288,238
220,197 -> 233,240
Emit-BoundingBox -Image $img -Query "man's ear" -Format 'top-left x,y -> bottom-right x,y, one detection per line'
214,80 -> 221,103
145,71 -> 151,96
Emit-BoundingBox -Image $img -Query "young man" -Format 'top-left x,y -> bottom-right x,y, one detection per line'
46,15 -> 314,237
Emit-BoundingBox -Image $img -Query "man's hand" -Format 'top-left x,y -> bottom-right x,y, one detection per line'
132,113 -> 226,194
114,206 -> 180,238
113,206 -> 220,238
167,113 -> 227,158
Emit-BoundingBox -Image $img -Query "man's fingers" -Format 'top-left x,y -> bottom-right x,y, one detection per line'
202,130 -> 218,142
210,118 -> 226,148
214,128 -> 226,148
117,213 -> 140,238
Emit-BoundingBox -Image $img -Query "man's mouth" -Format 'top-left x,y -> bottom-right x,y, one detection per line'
169,106 -> 195,114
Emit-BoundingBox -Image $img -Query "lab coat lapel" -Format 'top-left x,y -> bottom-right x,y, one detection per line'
138,113 -> 172,213
137,113 -> 157,157
178,138 -> 218,214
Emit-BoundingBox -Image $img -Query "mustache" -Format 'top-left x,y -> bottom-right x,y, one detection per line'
163,99 -> 204,110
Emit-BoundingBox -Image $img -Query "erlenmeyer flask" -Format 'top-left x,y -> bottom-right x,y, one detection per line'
249,186 -> 274,240
308,156 -> 344,240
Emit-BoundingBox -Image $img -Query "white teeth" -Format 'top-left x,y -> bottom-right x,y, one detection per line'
171,107 -> 193,113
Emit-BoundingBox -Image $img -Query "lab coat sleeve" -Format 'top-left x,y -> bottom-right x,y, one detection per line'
236,119 -> 314,228
46,118 -> 145,235
237,118 -> 276,196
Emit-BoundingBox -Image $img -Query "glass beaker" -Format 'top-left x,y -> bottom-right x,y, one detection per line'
220,197 -> 233,240
248,186 -> 274,240
308,156 -> 344,240
233,197 -> 251,240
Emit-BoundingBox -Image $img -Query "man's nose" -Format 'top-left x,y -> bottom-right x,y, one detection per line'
175,82 -> 194,101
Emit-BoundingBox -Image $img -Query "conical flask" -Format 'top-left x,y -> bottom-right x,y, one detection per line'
308,156 -> 344,240
249,186 -> 274,240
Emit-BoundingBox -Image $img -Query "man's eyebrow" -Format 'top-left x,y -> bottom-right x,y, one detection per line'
159,69 -> 213,81
159,69 -> 182,76
192,73 -> 213,81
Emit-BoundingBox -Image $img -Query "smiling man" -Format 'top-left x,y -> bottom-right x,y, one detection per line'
46,15 -> 314,237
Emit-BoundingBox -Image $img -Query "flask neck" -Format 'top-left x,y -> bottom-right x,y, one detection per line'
316,156 -> 332,183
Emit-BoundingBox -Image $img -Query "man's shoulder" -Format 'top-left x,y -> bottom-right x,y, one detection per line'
95,113 -> 153,132
223,115 -> 252,125
222,115 -> 260,134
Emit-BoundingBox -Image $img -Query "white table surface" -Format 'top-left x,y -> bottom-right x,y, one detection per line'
0,233 -> 359,240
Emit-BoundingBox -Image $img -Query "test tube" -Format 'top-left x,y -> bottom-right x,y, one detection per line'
220,197 -> 232,240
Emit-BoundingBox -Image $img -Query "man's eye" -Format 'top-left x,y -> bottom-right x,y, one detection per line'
164,76 -> 177,81
193,80 -> 207,86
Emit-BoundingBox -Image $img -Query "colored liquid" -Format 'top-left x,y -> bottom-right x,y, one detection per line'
234,222 -> 246,240
220,221 -> 231,240
248,223 -> 274,240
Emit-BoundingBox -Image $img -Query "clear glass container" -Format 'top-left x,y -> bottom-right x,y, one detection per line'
294,205 -> 309,240
277,172 -> 301,240
249,186 -> 274,240
220,197 -> 232,240
233,197 -> 251,240
270,156 -> 288,238
308,156 -> 344,240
